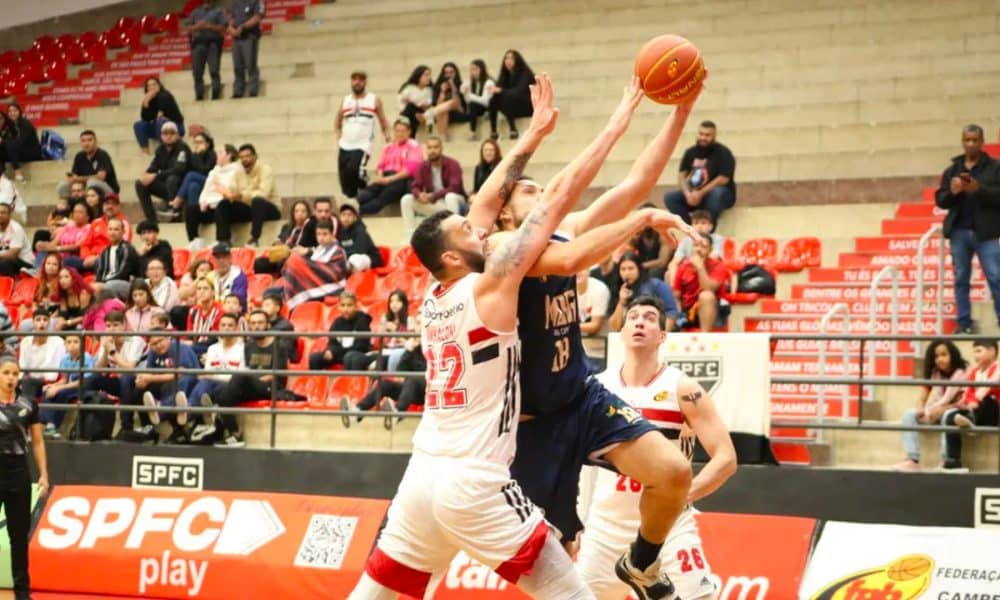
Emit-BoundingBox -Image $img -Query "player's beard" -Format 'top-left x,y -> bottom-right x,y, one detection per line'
455,247 -> 486,273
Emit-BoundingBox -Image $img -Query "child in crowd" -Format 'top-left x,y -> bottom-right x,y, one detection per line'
942,339 -> 1000,470
222,293 -> 247,331
41,334 -> 95,438
19,310 -> 66,405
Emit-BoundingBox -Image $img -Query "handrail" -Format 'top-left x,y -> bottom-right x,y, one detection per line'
867,265 -> 900,379
816,303 -> 850,437
913,223 -> 944,356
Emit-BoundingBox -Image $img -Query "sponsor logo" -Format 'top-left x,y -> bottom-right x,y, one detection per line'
132,456 -> 204,491
810,554 -> 933,600
654,390 -> 670,402
974,488 -> 1000,529
667,358 -> 722,395
713,575 -> 769,600
445,551 -> 511,591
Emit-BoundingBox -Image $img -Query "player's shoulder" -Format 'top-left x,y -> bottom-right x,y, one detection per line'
594,368 -> 616,389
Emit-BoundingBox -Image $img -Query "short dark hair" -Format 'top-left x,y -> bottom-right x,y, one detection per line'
690,209 -> 712,223
426,136 -> 442,146
340,291 -> 357,303
104,310 -> 125,324
393,117 -> 411,130
698,231 -> 713,243
224,144 -> 238,161
973,338 -> 998,352
411,210 -> 453,277
79,129 -> 96,139
220,312 -> 240,324
699,120 -> 716,129
238,143 -> 256,155
314,197 -> 333,209
964,124 -> 984,138
625,294 -> 668,330
248,309 -> 269,322
261,293 -> 283,307
137,219 -> 159,233
224,293 -> 241,302
316,219 -> 335,232
32,308 -> 50,319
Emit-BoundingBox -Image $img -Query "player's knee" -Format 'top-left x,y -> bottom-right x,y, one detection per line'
698,289 -> 717,305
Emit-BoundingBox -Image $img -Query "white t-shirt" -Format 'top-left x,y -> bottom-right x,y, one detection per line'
202,341 -> 245,381
198,162 -> 241,209
674,233 -> 726,262
339,92 -> 379,153
398,84 -> 432,111
580,277 -> 610,358
0,219 -> 32,265
19,336 -> 66,382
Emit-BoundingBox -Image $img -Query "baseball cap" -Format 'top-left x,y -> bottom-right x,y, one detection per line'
212,242 -> 231,256
161,121 -> 179,133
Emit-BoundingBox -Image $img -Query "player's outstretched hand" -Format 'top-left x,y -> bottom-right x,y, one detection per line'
527,73 -> 559,137
607,76 -> 644,134
646,209 -> 698,246
676,69 -> 707,114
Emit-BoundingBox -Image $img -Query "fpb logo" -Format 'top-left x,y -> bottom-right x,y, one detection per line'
810,554 -> 933,600
132,456 -> 204,491
667,358 -> 722,395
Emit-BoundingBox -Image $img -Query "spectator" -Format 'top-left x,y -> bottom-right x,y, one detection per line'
335,70 -> 391,199
354,325 -> 425,428
461,59 -> 495,140
254,199 -> 317,275
895,340 -> 969,472
0,203 -> 32,277
308,292 -> 373,372
183,0 -> 227,101
259,292 -> 296,362
397,65 -> 433,137
66,180 -> 88,211
374,289 -> 411,371
211,243 -> 248,309
162,131 -> 216,223
282,219 -> 347,309
150,311 -> 172,331
136,121 -> 191,222
609,252 -> 680,332
0,111 -> 10,171
42,203 -> 90,272
124,279 -> 165,332
2,104 -> 42,183
187,278 -> 224,355
188,144 -> 240,250
133,330 -> 199,442
82,289 -> 126,332
41,334 -> 95,438
84,311 -> 144,440
336,200 -> 382,273
136,220 -> 174,278
203,309 -> 288,447
94,218 -> 139,299
228,0 -> 265,99
187,312 -> 244,440
35,195 -> 71,262
0,303 -> 15,358
668,209 -> 727,282
430,62 -> 468,139
55,267 -> 93,331
358,119 -> 422,215
133,78 -> 185,153
663,120 -> 737,226
33,254 -> 63,322
590,253 -> 624,309
672,232 -> 730,332
79,191 -> 132,272
213,144 -> 280,246
175,259 -> 213,316
944,339 -> 1000,470
577,270 -> 611,370
934,124 -> 1000,334
146,257 -> 179,311
468,139 -> 501,206
488,50 -> 534,140
400,137 -> 466,234
630,216 -> 671,281
58,130 -> 118,199
18,310 -> 66,404
221,293 -> 244,322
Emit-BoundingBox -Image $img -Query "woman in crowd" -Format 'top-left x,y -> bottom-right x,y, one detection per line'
488,50 -> 534,140
82,288 -> 125,332
397,65 -> 460,137
146,257 -> 179,311
36,203 -> 90,272
33,254 -> 63,318
353,313 -> 425,429
171,258 -> 213,331
430,62 -> 469,139
894,340 -> 968,472
164,131 -> 216,222
0,356 -> 49,600
54,266 -> 93,331
187,144 -> 240,248
187,278 -> 223,355
0,112 -> 10,170
124,279 -> 165,332
2,104 -> 43,183
375,289 -> 411,372
462,59 -> 495,140
469,139 -> 502,206
80,185 -> 104,221
608,252 -> 680,332
133,77 -> 185,153
254,199 -> 313,275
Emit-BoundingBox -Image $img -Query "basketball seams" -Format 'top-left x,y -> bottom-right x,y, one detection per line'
634,34 -> 705,105
642,42 -> 696,94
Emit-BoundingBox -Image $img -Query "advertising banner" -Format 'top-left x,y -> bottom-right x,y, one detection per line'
799,521 -> 1000,599
30,485 -> 388,599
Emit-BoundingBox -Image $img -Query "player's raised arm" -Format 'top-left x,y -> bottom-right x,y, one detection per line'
466,75 -> 559,232
676,375 -> 736,503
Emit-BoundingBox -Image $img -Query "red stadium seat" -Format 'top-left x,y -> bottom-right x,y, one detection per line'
9,278 -> 38,307
56,34 -> 78,50
78,31 -> 100,47
172,249 -> 191,280
157,13 -> 182,35
345,270 -> 377,304
0,277 -> 14,302
330,376 -> 370,403
727,238 -> 778,272
33,35 -> 58,51
374,246 -> 394,276
378,270 -> 414,299
291,376 -> 330,409
114,17 -> 138,31
776,237 -> 821,273
140,15 -> 161,34
247,274 -> 274,306
289,301 -> 325,332
231,247 -> 255,275
193,248 -> 212,265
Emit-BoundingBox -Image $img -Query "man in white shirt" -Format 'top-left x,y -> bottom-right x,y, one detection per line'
19,310 -> 66,402
0,203 -> 32,277
187,313 -> 245,442
335,71 -> 391,199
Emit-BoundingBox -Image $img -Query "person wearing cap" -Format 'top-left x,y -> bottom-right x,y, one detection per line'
335,70 -> 392,200
213,143 -> 280,246
135,220 -> 174,279
79,192 -> 132,270
136,121 -> 192,223
94,217 -> 139,300
133,77 -> 185,154
211,243 -> 249,311
357,118 -> 423,215
183,0 -> 227,101
336,199 -> 383,273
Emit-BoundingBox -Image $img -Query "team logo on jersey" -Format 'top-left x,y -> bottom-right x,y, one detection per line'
666,358 -> 722,395
810,554 -> 933,599
653,390 -> 670,402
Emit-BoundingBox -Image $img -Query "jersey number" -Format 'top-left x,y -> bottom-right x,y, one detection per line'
615,474 -> 642,493
425,342 -> 468,409
677,548 -> 706,573
551,338 -> 570,372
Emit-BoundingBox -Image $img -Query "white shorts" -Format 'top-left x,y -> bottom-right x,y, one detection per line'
367,452 -> 548,599
577,506 -> 717,600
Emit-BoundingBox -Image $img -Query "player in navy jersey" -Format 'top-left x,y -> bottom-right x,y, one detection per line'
474,81 -> 704,598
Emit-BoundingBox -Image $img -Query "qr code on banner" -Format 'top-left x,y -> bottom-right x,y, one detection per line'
294,514 -> 358,570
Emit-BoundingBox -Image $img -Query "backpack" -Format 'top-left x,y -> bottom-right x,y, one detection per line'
40,129 -> 66,160
736,264 -> 776,295
76,391 -> 115,441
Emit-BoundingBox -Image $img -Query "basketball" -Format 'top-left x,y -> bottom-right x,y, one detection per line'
885,555 -> 933,581
634,34 -> 706,104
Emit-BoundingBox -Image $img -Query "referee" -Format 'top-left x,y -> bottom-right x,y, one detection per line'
0,356 -> 49,599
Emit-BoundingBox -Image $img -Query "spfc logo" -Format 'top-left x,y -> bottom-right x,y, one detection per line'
665,358 -> 722,395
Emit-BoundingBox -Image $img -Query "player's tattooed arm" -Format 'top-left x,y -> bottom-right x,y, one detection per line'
681,390 -> 702,405
485,203 -> 549,278
497,152 -> 533,204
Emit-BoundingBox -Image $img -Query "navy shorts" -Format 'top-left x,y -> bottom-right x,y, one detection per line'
510,376 -> 658,541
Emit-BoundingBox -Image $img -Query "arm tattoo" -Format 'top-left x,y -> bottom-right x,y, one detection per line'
486,203 -> 549,278
681,390 -> 702,405
497,152 -> 533,203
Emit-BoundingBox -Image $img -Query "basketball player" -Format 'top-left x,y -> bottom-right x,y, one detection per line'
577,294 -> 736,599
335,70 -> 392,199
350,75 -> 646,600
474,82 -> 704,598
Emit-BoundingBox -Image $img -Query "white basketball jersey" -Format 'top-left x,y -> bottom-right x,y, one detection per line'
339,92 -> 378,152
586,365 -> 685,541
413,273 -> 521,465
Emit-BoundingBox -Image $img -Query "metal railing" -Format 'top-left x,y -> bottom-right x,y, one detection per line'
867,265 -> 900,379
913,223 -> 945,356
815,303 -> 850,440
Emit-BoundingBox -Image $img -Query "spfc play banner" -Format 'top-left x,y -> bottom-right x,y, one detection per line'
606,333 -> 774,463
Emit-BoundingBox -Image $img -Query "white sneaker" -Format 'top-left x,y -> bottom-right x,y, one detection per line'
340,397 -> 352,429
142,391 -> 160,425
214,434 -> 245,448
175,391 -> 188,426
381,397 -> 397,431
190,423 -> 216,443
187,238 -> 205,252
199,393 -> 215,426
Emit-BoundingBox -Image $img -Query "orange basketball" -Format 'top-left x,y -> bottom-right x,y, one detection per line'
634,34 -> 705,105
885,555 -> 932,581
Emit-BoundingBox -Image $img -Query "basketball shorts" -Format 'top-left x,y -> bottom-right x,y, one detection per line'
365,452 -> 549,599
510,376 -> 658,541
578,505 -> 717,600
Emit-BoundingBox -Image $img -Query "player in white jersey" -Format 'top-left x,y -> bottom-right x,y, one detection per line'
578,294 -> 737,600
350,75 -> 647,599
335,70 -> 391,199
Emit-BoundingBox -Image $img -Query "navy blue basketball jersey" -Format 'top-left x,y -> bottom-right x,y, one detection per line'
517,235 -> 590,416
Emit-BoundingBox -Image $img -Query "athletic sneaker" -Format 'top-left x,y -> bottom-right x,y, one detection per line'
190,423 -> 217,444
43,423 -> 61,439
137,424 -> 157,443
199,393 -> 215,426
340,397 -> 352,428
615,553 -> 677,600
381,397 -> 397,431
165,425 -> 190,445
953,414 -> 974,428
142,392 -> 161,425
940,460 -> 969,473
175,391 -> 189,426
214,433 -> 245,448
